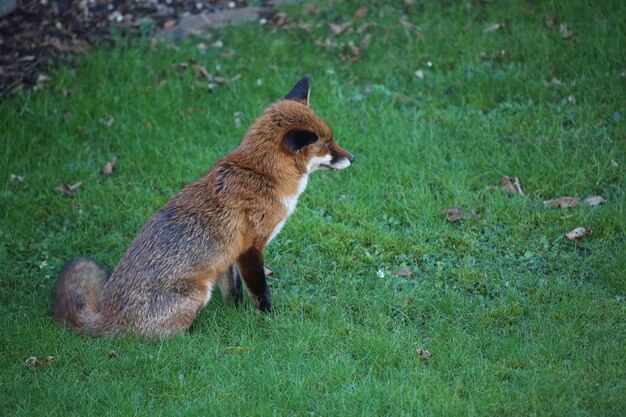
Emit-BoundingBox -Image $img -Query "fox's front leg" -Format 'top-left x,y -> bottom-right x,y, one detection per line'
237,248 -> 272,313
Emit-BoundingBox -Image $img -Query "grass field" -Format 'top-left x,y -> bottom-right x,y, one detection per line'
1,0 -> 625,415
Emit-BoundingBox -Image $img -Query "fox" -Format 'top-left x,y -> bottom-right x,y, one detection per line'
53,76 -> 354,338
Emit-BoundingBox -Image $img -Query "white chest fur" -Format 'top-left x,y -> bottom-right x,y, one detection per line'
268,175 -> 309,243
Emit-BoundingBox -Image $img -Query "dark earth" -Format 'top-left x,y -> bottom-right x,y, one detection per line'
0,0 -> 278,97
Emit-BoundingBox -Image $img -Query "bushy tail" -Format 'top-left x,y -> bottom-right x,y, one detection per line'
53,257 -> 110,336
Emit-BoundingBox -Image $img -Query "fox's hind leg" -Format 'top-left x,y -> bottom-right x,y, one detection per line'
217,264 -> 243,303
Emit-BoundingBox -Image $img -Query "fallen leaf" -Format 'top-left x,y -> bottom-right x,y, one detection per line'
545,77 -> 562,86
55,181 -> 84,197
484,21 -> 507,33
270,12 -> 288,27
414,70 -> 424,79
341,41 -> 362,63
543,197 -> 580,209
25,357 -> 40,367
314,38 -> 336,50
9,173 -> 25,182
500,176 -> 524,196
108,349 -> 118,358
565,227 -> 591,241
100,115 -> 114,128
395,268 -> 412,277
193,64 -> 211,80
416,348 -> 431,362
354,6 -> 368,19
44,356 -> 54,364
559,23 -> 574,40
163,19 -> 177,29
441,207 -> 477,222
328,21 -> 353,35
36,73 -> 52,84
583,196 -> 606,206
173,62 -> 188,72
610,159 -> 618,167
102,158 -> 117,176
567,95 -> 576,104
263,266 -> 273,276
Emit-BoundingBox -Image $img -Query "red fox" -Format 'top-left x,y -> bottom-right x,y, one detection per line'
54,77 -> 354,338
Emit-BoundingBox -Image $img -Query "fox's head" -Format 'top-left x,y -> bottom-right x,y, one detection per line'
243,77 -> 354,176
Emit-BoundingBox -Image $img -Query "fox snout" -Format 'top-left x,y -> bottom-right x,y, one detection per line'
327,144 -> 355,171
308,142 -> 354,172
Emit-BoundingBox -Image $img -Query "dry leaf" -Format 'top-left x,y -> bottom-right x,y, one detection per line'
100,115 -> 114,128
414,70 -> 424,79
173,62 -> 188,72
263,266 -> 273,276
565,227 -> 591,241
341,41 -> 362,63
163,19 -> 177,29
545,77 -> 562,86
44,356 -> 54,364
484,21 -> 506,32
25,357 -> 40,367
56,181 -> 84,197
500,176 -> 524,196
270,12 -> 288,27
102,158 -> 117,176
583,196 -> 606,206
354,6 -> 368,19
9,173 -> 25,182
395,268 -> 412,277
543,197 -> 580,209
416,348 -> 431,362
441,207 -> 476,222
328,21 -> 353,35
193,64 -> 211,80
36,73 -> 52,84
610,159 -> 618,167
559,23 -> 574,40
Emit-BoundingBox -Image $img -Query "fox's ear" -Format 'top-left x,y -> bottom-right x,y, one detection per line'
284,76 -> 311,106
283,129 -> 318,153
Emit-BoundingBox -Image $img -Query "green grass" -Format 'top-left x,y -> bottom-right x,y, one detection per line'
1,0 -> 625,415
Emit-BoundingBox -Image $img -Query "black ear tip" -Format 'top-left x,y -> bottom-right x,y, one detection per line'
298,76 -> 311,88
284,76 -> 311,102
